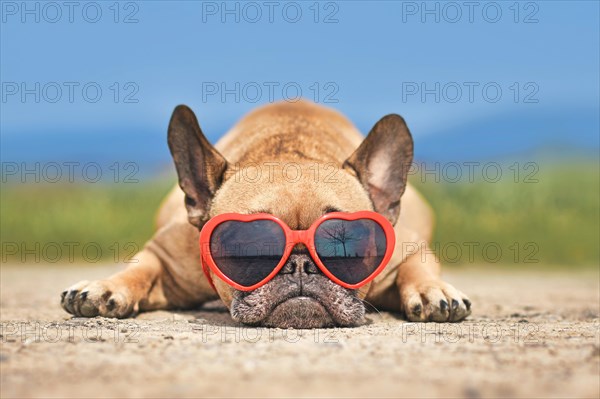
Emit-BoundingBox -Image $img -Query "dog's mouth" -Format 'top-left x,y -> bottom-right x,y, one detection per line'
229,277 -> 366,328
262,296 -> 335,328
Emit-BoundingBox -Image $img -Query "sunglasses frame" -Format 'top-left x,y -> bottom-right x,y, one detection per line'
199,211 -> 396,291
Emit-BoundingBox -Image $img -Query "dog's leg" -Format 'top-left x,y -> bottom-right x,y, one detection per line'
61,219 -> 217,318
60,248 -> 168,318
397,248 -> 472,322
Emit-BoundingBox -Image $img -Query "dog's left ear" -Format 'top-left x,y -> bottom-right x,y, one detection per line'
343,114 -> 414,225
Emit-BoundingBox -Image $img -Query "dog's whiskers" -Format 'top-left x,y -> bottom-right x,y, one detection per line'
358,297 -> 383,317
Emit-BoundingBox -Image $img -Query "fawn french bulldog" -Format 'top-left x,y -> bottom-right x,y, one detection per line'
61,100 -> 471,327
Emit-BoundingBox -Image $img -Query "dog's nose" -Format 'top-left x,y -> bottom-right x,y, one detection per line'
280,253 -> 320,275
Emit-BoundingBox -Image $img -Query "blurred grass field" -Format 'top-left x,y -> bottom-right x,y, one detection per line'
413,162 -> 599,267
1,162 -> 598,267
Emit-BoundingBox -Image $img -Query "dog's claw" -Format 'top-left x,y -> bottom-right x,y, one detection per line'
463,299 -> 471,311
101,290 -> 112,301
411,304 -> 422,317
440,299 -> 449,312
451,299 -> 459,311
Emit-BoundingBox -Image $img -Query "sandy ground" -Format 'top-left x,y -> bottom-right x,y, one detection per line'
0,264 -> 598,399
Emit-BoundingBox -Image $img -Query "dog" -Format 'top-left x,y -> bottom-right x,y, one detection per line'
61,100 -> 471,327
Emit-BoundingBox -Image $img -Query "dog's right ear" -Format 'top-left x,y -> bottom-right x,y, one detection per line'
167,105 -> 228,228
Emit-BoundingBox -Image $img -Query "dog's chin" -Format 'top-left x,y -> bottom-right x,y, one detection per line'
261,297 -> 335,328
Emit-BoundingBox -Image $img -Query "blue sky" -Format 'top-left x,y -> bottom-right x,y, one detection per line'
1,1 -> 599,168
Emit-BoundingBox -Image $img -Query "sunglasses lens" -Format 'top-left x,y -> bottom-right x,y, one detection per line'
314,218 -> 387,285
209,220 -> 286,287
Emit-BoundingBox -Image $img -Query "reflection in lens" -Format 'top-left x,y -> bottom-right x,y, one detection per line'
315,219 -> 386,285
209,220 -> 285,287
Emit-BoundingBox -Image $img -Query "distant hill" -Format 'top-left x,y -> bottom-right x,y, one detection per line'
414,106 -> 599,163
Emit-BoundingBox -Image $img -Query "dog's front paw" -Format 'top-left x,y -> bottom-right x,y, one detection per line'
60,280 -> 135,318
401,280 -> 471,322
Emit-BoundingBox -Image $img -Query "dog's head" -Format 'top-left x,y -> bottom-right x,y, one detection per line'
167,105 -> 413,328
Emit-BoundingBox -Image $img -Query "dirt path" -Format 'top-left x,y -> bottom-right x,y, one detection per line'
1,264 -> 598,398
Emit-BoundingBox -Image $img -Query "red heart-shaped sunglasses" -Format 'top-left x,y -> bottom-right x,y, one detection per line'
199,211 -> 395,291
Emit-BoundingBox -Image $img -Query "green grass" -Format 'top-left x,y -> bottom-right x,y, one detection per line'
1,181 -> 173,264
1,163 -> 598,267
412,162 -> 599,267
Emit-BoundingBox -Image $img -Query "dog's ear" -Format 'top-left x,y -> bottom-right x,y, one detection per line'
343,114 -> 414,225
168,105 -> 228,228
